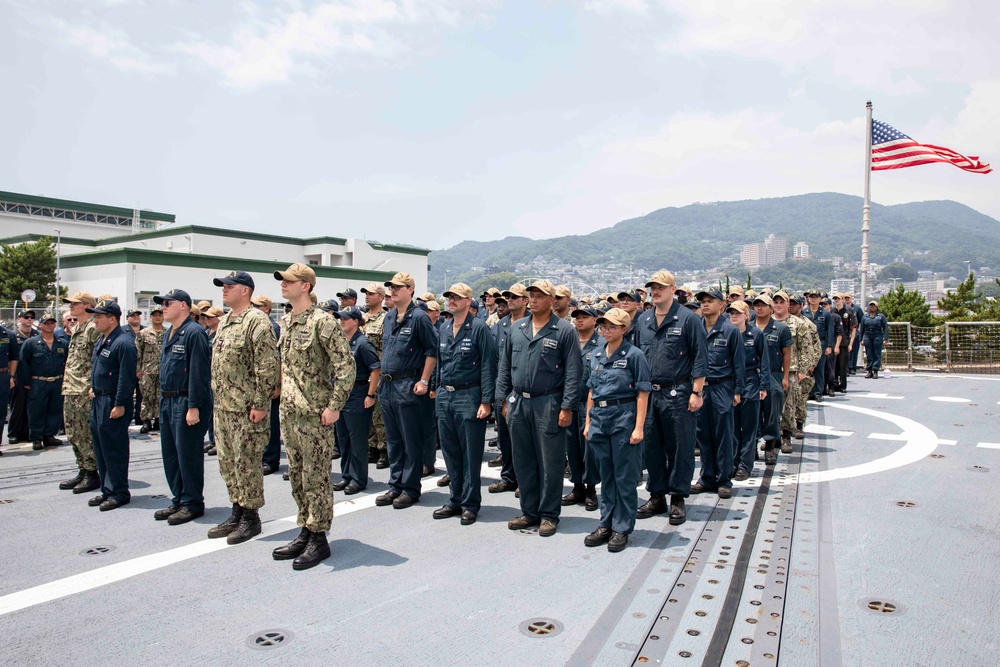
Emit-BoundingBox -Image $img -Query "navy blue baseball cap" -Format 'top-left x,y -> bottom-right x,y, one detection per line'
86,299 -> 122,317
334,306 -> 365,321
616,289 -> 642,303
469,299 -> 480,312
153,289 -> 192,306
695,289 -> 725,302
318,298 -> 339,313
213,270 -> 255,289
572,305 -> 599,318
18,309 -> 36,319
336,288 -> 358,300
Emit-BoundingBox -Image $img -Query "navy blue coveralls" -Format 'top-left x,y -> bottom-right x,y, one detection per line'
757,318 -> 791,447
570,330 -> 605,487
734,323 -> 770,475
422,323 -> 440,470
849,302 -> 865,371
336,329 -> 380,490
636,302 -> 708,499
497,313 -> 582,524
378,301 -> 438,500
435,312 -> 496,514
0,326 -> 20,433
696,317 -> 745,490
263,318 -> 282,470
826,309 -> 843,391
491,314 -> 518,488
8,327 -> 38,442
19,334 -> 68,442
586,341 -> 651,535
206,329 -> 217,445
90,326 -> 137,502
861,312 -> 888,372
159,318 -> 211,511
802,306 -> 834,399
120,324 -> 145,425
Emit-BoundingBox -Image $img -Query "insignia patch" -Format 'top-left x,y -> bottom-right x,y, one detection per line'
714,338 -> 727,347
613,359 -> 628,368
767,334 -> 778,342
101,349 -> 111,357
400,327 -> 412,335
542,338 -> 558,349
173,345 -> 185,354
668,327 -> 682,336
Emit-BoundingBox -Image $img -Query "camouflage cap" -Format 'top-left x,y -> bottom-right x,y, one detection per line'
274,263 -> 316,286
596,307 -> 631,328
62,291 -> 97,306
645,270 -> 676,288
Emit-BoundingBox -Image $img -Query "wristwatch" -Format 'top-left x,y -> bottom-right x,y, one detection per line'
418,379 -> 429,386
693,390 -> 703,397
367,393 -> 376,399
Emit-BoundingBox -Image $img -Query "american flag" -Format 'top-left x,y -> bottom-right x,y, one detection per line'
871,120 -> 991,174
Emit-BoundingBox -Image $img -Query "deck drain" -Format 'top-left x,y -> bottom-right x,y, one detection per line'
858,598 -> 906,616
968,465 -> 990,473
894,501 -> 916,508
0,499 -> 17,505
519,618 -> 564,638
80,545 -> 117,556
929,454 -> 945,459
151,494 -> 168,499
247,629 -> 294,650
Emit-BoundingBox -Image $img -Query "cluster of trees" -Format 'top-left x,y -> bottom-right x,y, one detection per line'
880,273 -> 1000,326
0,238 -> 60,303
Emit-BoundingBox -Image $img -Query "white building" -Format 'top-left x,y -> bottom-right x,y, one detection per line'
793,241 -> 809,259
830,278 -> 856,295
0,190 -> 430,313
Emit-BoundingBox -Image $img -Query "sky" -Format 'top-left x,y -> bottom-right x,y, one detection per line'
2,0 -> 998,252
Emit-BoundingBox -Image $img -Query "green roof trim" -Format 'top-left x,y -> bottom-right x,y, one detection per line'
0,190 -> 175,223
60,247 -> 396,282
99,225 -> 349,247
366,242 -> 432,256
0,234 -> 99,247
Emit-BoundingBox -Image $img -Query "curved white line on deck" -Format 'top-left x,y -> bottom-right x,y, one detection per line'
772,402 -> 938,487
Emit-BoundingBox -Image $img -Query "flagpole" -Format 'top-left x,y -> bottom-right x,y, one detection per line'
860,100 -> 873,307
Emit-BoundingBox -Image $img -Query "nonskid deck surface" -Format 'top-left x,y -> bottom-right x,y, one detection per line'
1,373 -> 997,666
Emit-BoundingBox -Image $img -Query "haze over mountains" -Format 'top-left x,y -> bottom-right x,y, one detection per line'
428,193 -> 1000,289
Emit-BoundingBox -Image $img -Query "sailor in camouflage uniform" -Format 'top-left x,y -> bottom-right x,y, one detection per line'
789,296 -> 821,437
58,292 -> 102,494
362,283 -> 389,468
206,271 -> 280,545
136,306 -> 166,433
771,291 -> 818,453
269,264 -> 355,569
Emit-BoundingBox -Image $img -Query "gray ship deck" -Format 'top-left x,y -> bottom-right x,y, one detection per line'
1,373 -> 997,666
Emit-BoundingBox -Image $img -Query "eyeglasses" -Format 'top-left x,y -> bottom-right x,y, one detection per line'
388,284 -> 407,291
66,318 -> 78,322
598,324 -> 623,332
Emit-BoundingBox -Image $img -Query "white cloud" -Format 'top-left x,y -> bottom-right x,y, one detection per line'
56,20 -> 174,75
584,0 -> 649,13
176,0 -> 482,87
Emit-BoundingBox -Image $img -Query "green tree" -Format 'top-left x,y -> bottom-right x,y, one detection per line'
877,262 -> 919,282
878,285 -> 936,327
745,272 -> 753,290
0,237 -> 59,303
937,273 -> 982,320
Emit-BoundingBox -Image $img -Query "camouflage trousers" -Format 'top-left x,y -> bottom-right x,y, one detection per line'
780,376 -> 802,435
139,374 -> 160,422
368,397 -> 387,451
797,376 -> 814,425
63,393 -> 96,472
215,408 -> 268,510
281,407 -> 335,532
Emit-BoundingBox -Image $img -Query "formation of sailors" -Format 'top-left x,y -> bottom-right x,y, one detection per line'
0,268 -> 888,567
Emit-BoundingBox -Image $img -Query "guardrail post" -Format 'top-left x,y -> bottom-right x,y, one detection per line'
945,322 -> 952,372
906,323 -> 913,371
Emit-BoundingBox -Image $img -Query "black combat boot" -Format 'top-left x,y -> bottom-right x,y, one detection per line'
140,420 -> 152,434
152,418 -> 160,432
44,435 -> 63,447
207,504 -> 243,539
668,495 -> 686,525
292,531 -> 331,570
273,528 -> 311,560
59,468 -> 86,490
793,422 -> 805,439
376,451 -> 389,469
636,492 -> 667,519
73,471 -> 101,494
226,508 -> 261,545
561,483 -> 587,506
584,484 -> 598,511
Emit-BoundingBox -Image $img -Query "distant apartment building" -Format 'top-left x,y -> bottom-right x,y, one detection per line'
830,257 -> 844,270
740,234 -> 787,269
903,279 -> 946,297
830,278 -> 856,295
793,241 -> 810,260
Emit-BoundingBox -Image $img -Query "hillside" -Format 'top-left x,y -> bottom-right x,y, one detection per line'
428,193 -> 1000,290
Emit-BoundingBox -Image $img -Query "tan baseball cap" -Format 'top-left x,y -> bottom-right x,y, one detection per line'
526,279 -> 555,296
190,305 -> 202,317
753,293 -> 773,306
424,300 -> 441,311
204,306 -> 225,318
196,300 -> 212,310
745,289 -> 758,298
274,263 -> 317,286
361,282 -> 386,296
97,294 -> 116,302
554,284 -> 572,298
596,307 -> 631,328
442,283 -> 473,299
728,285 -> 745,297
251,295 -> 273,308
502,283 -> 528,298
645,270 -> 676,288
63,291 -> 97,306
418,291 -> 436,302
727,300 -> 750,315
385,272 -> 415,288
772,290 -> 790,302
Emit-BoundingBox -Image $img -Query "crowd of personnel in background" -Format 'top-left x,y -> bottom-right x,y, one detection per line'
0,269 -> 889,564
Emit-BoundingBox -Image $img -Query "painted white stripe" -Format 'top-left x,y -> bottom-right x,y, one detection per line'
868,432 -> 907,441
803,424 -> 854,437
977,442 -> 1000,450
938,439 -> 958,446
0,461 -> 467,617
855,392 -> 904,400
928,396 -> 970,403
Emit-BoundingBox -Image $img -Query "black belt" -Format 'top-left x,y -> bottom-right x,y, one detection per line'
650,377 -> 691,392
161,390 -> 189,398
354,378 -> 370,386
441,382 -> 480,392
381,369 -> 420,382
92,389 -> 115,397
592,396 -> 637,408
513,386 -> 563,399
31,375 -> 63,382
705,376 -> 732,386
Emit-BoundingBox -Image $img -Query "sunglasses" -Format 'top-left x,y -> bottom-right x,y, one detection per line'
20,315 -> 34,319
66,318 -> 78,322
